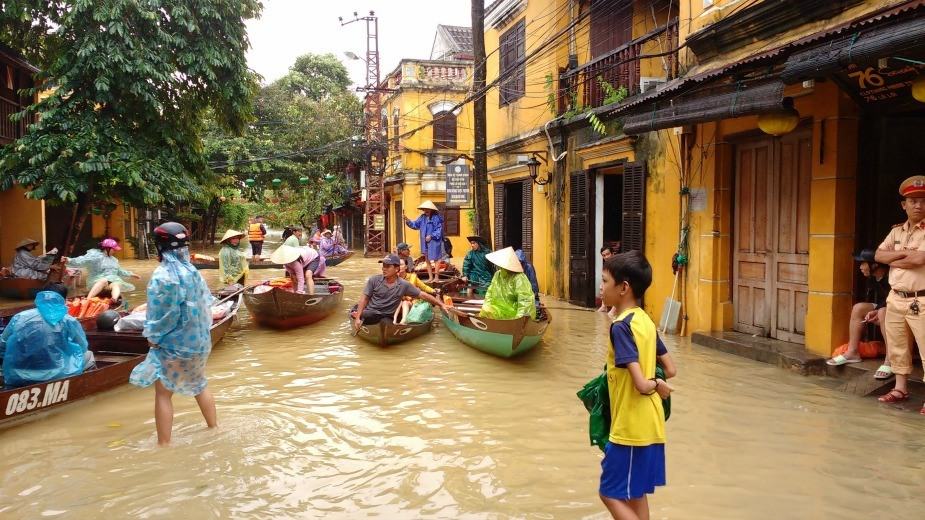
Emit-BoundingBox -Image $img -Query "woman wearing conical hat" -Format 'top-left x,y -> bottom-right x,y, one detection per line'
218,229 -> 249,285
270,244 -> 327,295
11,238 -> 57,280
479,247 -> 537,320
404,200 -> 443,282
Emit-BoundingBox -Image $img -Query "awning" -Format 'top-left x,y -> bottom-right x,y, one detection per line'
623,82 -> 787,135
782,14 -> 925,84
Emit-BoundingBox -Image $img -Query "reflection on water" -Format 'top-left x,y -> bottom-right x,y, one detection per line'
0,255 -> 922,518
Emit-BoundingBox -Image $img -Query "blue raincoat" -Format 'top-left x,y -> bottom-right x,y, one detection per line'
406,213 -> 444,261
67,249 -> 136,292
0,291 -> 88,387
129,248 -> 213,396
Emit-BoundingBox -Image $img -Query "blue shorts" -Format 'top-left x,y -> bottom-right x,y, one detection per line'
599,442 -> 666,500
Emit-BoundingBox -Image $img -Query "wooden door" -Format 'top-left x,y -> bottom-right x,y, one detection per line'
772,131 -> 811,342
733,131 -> 811,342
493,182 -> 505,250
522,179 -> 534,261
621,162 -> 646,253
734,140 -> 774,335
569,170 -> 595,307
393,200 -> 403,249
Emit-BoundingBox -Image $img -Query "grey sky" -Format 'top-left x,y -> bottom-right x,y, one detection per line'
246,0 -> 476,86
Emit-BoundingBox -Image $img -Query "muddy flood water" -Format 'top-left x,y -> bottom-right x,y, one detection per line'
0,249 -> 922,519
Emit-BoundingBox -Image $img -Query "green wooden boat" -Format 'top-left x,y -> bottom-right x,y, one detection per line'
441,299 -> 550,358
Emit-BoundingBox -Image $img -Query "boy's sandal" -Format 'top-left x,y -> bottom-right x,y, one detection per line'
920,406 -> 925,416
873,364 -> 893,380
878,389 -> 909,403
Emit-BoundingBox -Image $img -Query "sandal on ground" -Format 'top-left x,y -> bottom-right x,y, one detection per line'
826,354 -> 862,366
920,406 -> 925,416
874,364 -> 893,380
878,389 -> 909,403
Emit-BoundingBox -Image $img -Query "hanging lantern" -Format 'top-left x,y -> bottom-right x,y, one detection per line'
271,178 -> 282,188
299,176 -> 309,186
219,196 -> 227,202
758,104 -> 800,136
244,178 -> 255,187
324,173 -> 336,183
912,75 -> 925,103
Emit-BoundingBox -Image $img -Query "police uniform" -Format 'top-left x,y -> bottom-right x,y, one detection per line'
879,175 -> 925,377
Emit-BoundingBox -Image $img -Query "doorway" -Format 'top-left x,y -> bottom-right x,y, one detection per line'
393,199 -> 403,251
503,181 -> 524,250
594,168 -> 623,290
732,130 -> 811,343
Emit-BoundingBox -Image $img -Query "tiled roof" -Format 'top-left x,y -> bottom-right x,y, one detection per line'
438,25 -> 473,54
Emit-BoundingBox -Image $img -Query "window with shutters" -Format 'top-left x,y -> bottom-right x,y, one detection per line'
391,110 -> 400,151
499,19 -> 526,106
433,111 -> 457,150
621,162 -> 646,253
436,203 -> 460,236
521,180 -> 533,261
590,0 -> 633,58
494,182 -> 505,249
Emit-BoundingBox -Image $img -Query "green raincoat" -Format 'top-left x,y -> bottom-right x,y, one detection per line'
218,242 -> 249,285
462,245 -> 494,294
479,269 -> 537,320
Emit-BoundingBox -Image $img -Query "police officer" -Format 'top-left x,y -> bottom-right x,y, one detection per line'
875,175 -> 925,414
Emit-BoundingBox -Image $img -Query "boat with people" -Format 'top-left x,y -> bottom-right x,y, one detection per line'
324,251 -> 354,267
1,296 -> 123,332
243,277 -> 344,329
440,297 -> 551,358
190,255 -> 282,270
0,277 -> 48,300
83,287 -> 243,355
351,314 -> 435,347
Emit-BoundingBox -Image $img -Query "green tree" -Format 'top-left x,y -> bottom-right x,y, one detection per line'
0,0 -> 261,254
204,52 -> 362,234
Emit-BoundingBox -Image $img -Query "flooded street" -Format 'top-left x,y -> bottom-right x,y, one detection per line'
0,254 -> 922,519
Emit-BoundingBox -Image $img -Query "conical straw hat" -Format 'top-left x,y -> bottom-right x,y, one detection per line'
270,244 -> 302,265
220,229 -> 245,243
417,200 -> 439,211
486,246 -> 523,273
15,238 -> 39,249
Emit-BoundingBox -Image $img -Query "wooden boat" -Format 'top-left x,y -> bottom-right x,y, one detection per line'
84,289 -> 243,355
0,296 -> 123,333
440,298 -> 550,358
191,258 -> 283,270
352,314 -> 434,347
242,278 -> 344,329
0,277 -> 47,300
324,251 -> 354,267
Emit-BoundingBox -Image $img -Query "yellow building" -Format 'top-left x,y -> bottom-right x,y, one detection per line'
603,0 -> 925,356
483,0 -> 677,300
382,26 -> 477,259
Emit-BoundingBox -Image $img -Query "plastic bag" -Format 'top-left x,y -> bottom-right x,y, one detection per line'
114,311 -> 146,332
406,300 -> 433,324
577,368 -> 610,452
831,341 -> 885,359
479,270 -> 537,320
211,301 -> 233,320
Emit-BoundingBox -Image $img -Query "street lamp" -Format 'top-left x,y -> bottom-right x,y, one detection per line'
527,156 -> 549,186
344,51 -> 362,61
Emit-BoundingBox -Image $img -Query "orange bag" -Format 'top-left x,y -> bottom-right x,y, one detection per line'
831,341 -> 885,359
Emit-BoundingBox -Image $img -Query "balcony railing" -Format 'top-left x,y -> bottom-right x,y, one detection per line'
558,20 -> 678,116
0,94 -> 29,144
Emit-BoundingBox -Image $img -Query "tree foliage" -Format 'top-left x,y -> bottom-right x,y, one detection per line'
205,52 -> 363,230
0,0 -> 262,251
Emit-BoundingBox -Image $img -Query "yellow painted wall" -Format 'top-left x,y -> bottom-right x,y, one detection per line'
0,187 -> 45,267
90,204 -> 136,260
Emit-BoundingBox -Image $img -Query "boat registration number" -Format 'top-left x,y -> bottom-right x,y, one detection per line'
4,380 -> 70,416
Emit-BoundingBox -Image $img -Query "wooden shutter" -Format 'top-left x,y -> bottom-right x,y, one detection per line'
394,200 -> 403,246
569,171 -> 594,306
590,0 -> 632,58
443,207 -> 460,236
433,111 -> 457,149
494,182 -> 505,249
499,19 -> 525,105
622,162 -> 646,253
522,179 -> 533,261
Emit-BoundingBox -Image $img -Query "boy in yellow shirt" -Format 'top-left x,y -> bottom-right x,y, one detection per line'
598,251 -> 676,519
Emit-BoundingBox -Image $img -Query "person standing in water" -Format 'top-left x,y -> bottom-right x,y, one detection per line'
129,222 -> 216,446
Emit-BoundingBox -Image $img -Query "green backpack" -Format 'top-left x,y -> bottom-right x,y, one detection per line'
577,366 -> 671,453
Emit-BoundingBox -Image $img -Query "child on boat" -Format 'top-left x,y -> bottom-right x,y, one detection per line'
597,251 -> 676,519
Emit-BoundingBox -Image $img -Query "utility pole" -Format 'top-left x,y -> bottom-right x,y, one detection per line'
340,11 -> 386,256
471,1 -> 491,240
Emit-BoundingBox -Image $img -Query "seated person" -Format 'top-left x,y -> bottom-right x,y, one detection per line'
396,242 -> 415,272
63,238 -> 140,301
281,226 -> 304,247
352,254 -> 447,328
827,249 -> 891,378
394,262 -> 437,324
479,247 -> 537,320
319,229 -> 348,257
515,249 -> 541,307
461,236 -> 494,295
271,245 -> 327,295
0,285 -> 93,388
11,238 -> 57,280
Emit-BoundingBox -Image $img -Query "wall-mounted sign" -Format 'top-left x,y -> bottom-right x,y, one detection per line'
445,164 -> 471,206
371,214 -> 386,231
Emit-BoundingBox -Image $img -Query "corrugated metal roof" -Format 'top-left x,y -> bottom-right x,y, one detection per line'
607,0 -> 925,116
438,25 -> 473,54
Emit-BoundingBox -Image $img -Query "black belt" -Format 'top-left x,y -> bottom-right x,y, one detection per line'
893,289 -> 925,298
